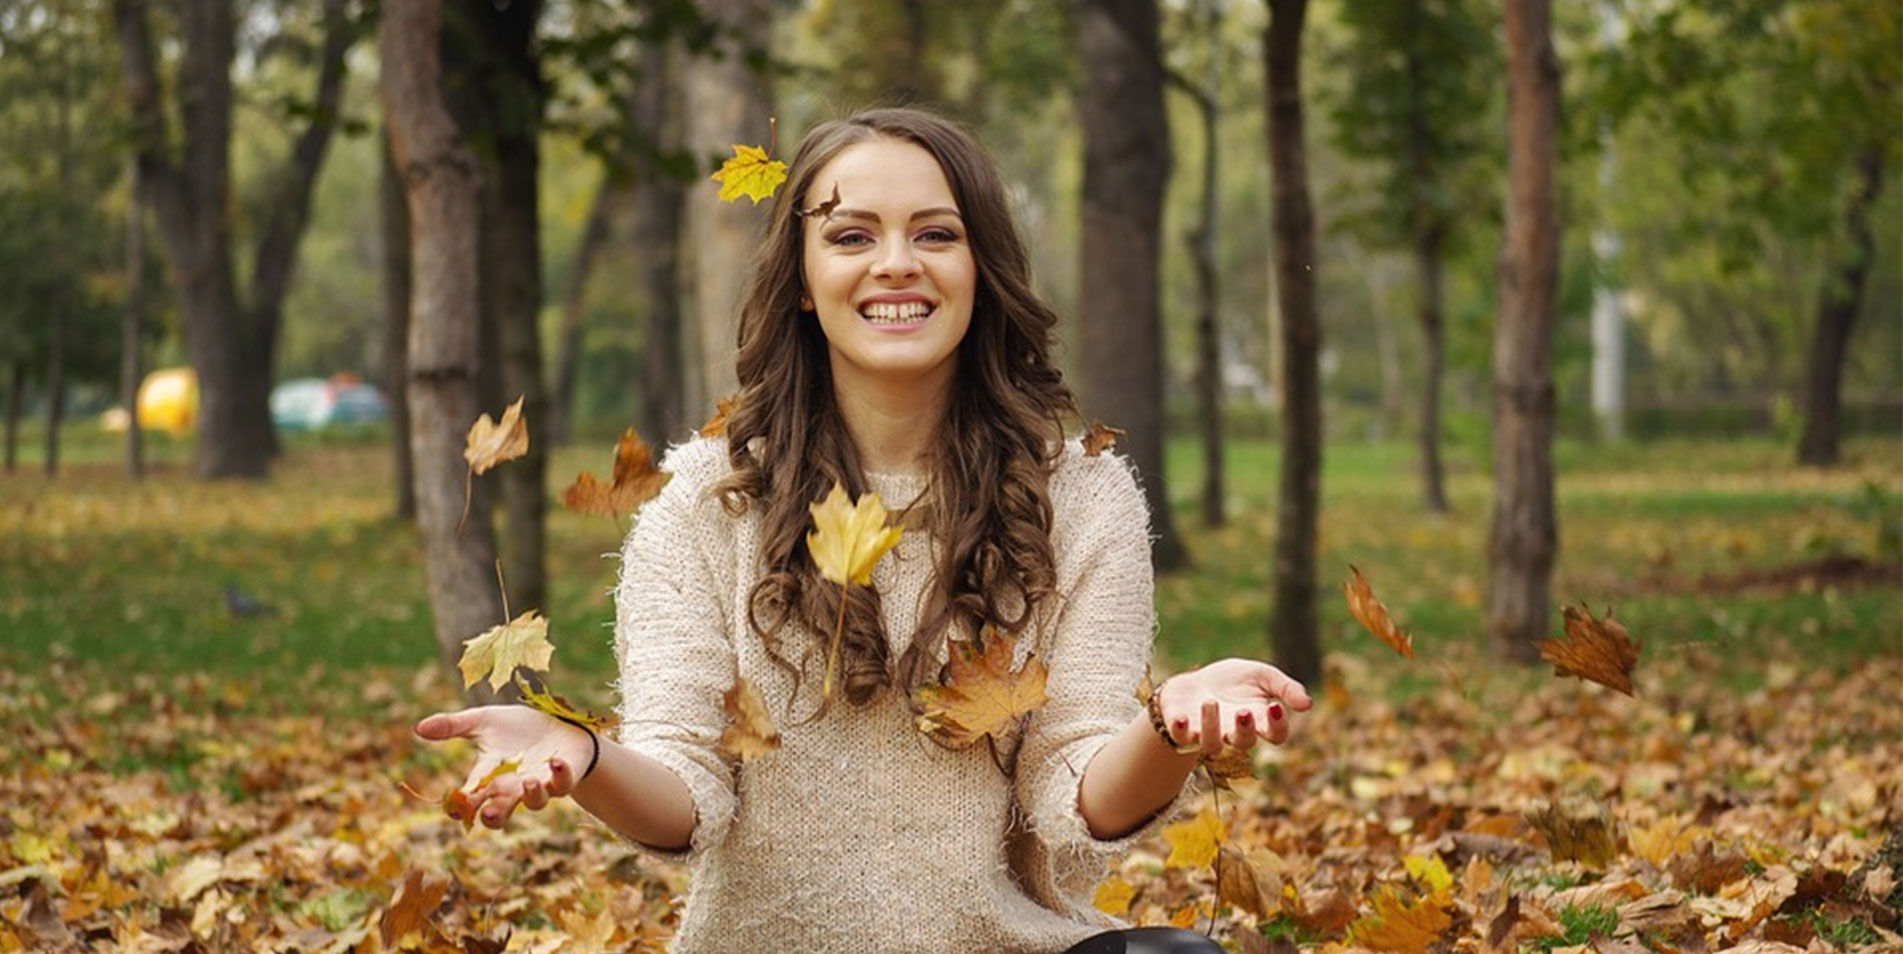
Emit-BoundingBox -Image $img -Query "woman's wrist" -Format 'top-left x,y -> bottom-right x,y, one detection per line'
1145,677 -> 1202,756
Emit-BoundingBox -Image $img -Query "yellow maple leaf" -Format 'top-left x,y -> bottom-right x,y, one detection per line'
1404,853 -> 1454,895
458,610 -> 553,692
717,677 -> 781,762
911,627 -> 1050,750
1540,602 -> 1641,695
560,428 -> 672,518
464,396 -> 529,475
514,673 -> 618,734
711,144 -> 788,204
1346,886 -> 1455,954
1093,875 -> 1137,918
806,483 -> 904,587
1163,806 -> 1224,871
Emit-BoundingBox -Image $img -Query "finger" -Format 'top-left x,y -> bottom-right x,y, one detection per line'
416,710 -> 482,742
546,758 -> 577,798
521,777 -> 549,812
479,775 -> 525,828
1264,699 -> 1291,745
1251,666 -> 1314,711
1229,708 -> 1259,750
1200,699 -> 1222,756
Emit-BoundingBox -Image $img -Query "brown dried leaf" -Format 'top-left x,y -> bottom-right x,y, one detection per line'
1525,800 -> 1622,870
380,869 -> 449,948
1290,886 -> 1360,936
911,627 -> 1048,750
464,397 -> 528,475
799,182 -> 842,219
1082,421 -> 1126,457
717,677 -> 781,762
1202,747 -> 1255,790
1669,840 -> 1751,895
700,394 -> 738,437
561,429 -> 671,518
1216,845 -> 1286,919
1344,565 -> 1415,658
1540,603 -> 1641,695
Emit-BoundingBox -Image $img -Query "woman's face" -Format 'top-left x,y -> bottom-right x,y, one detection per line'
800,138 -> 976,398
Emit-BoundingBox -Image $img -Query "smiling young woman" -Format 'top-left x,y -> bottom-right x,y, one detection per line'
414,107 -> 1312,954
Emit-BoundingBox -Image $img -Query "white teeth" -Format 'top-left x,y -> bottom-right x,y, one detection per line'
861,301 -> 931,324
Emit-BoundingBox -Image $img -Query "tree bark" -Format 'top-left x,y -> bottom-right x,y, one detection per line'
683,0 -> 773,415
1076,0 -> 1189,572
380,0 -> 506,683
1487,0 -> 1562,664
1264,0 -> 1322,687
125,156 -> 146,481
381,135 -> 415,521
1796,145 -> 1884,467
633,42 -> 689,445
43,303 -> 64,478
548,182 -> 617,446
1416,223 -> 1449,512
3,362 -> 20,473
1168,43 -> 1225,530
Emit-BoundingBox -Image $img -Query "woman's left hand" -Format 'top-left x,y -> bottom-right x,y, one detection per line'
1153,658 -> 1313,756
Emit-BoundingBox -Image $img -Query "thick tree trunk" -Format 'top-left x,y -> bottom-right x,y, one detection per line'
1796,146 -> 1884,467
1416,223 -> 1449,513
684,0 -> 773,414
633,43 -> 688,445
1487,0 -> 1562,664
1264,0 -> 1322,687
381,0 -> 507,684
381,136 -> 415,521
548,182 -> 617,446
1077,0 -> 1189,572
125,157 -> 146,480
1174,66 -> 1224,530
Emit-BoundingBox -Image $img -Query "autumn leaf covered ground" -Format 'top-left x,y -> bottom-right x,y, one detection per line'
2,433 -> 1899,953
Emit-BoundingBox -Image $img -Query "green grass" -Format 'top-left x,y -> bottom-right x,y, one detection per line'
2,429 -> 1898,720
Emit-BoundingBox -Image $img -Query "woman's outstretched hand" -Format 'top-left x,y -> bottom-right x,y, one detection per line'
414,706 -> 595,829
1153,659 -> 1313,756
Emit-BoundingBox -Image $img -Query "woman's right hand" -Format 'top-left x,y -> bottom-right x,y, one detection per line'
414,706 -> 597,829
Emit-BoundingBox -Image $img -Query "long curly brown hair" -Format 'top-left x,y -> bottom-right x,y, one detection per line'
711,107 -> 1077,711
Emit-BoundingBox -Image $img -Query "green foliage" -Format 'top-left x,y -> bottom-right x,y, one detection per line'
1540,904 -> 1619,951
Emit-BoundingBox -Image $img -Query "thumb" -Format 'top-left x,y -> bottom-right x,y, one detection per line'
415,710 -> 480,742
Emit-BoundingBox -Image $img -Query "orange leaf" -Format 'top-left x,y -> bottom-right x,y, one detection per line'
700,394 -> 738,437
1539,602 -> 1640,695
717,677 -> 781,762
1344,565 -> 1414,658
1082,421 -> 1126,457
710,143 -> 787,204
1346,886 -> 1454,954
380,869 -> 449,948
910,627 -> 1049,750
464,397 -> 528,475
560,429 -> 671,518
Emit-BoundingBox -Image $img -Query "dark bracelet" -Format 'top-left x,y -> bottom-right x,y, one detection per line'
1145,682 -> 1202,756
551,714 -> 602,781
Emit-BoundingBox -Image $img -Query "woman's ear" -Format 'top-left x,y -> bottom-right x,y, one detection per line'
799,294 -> 814,312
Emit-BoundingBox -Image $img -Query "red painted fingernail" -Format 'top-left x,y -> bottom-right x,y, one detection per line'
1237,710 -> 1253,724
1269,702 -> 1285,720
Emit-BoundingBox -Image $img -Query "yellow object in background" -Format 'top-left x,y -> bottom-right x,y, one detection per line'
136,367 -> 197,437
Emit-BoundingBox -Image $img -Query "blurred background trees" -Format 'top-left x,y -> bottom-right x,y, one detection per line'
1,0 -> 1896,674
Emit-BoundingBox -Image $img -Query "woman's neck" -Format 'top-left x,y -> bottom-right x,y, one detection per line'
830,366 -> 954,478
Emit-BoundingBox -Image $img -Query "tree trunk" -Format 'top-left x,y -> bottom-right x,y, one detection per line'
380,0 -> 507,684
1173,40 -> 1225,530
381,135 -> 415,521
1076,0 -> 1189,572
548,182 -> 617,446
3,362 -> 20,473
43,306 -> 64,478
1796,145 -> 1884,467
633,42 -> 688,445
684,0 -> 773,414
1487,0 -> 1562,664
1264,0 -> 1322,687
125,156 -> 146,481
1416,223 -> 1449,512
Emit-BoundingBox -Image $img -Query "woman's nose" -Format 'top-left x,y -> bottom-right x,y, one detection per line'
872,240 -> 920,280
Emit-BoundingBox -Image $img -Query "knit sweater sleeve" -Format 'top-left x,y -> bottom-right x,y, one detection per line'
1012,446 -> 1195,912
610,438 -> 739,861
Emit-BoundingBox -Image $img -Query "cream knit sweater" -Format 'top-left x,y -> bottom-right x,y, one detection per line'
611,436 -> 1190,954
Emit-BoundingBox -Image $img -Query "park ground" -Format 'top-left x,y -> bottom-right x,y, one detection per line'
1,431 -> 1899,952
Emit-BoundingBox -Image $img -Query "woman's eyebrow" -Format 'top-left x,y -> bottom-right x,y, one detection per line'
828,206 -> 963,223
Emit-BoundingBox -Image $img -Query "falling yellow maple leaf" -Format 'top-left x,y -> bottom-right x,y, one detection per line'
458,610 -> 553,692
561,428 -> 672,518
1093,875 -> 1137,918
464,397 -> 529,475
514,673 -> 618,735
911,627 -> 1050,750
806,483 -> 904,588
717,677 -> 781,762
1162,806 -> 1224,871
1540,602 -> 1641,695
1344,564 -> 1415,658
711,144 -> 788,204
